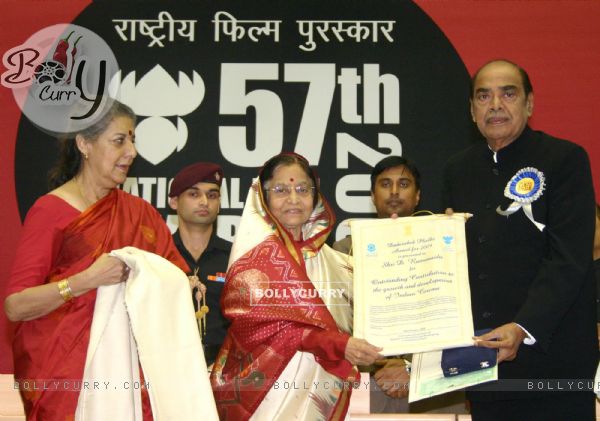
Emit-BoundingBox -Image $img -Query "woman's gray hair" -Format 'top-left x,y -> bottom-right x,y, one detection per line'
48,99 -> 136,189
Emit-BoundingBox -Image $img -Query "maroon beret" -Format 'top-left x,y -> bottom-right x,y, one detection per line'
169,162 -> 224,197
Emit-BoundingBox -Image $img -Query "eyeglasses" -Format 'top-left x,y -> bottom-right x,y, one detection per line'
266,184 -> 315,198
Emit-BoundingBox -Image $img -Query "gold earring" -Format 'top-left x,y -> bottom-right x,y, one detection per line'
83,153 -> 88,160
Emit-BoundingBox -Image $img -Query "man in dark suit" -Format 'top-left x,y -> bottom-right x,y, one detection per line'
443,59 -> 597,420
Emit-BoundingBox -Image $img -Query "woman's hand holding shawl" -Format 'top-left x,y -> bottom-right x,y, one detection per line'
76,253 -> 131,288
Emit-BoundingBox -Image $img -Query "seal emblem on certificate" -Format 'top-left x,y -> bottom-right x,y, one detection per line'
351,213 -> 474,356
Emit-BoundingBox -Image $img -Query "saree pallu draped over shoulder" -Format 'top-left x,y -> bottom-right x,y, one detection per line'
12,189 -> 186,421
211,178 -> 356,421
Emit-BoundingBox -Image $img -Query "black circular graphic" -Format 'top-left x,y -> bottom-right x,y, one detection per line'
15,0 -> 477,241
33,60 -> 66,84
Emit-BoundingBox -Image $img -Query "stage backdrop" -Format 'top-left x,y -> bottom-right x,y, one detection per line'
0,0 -> 598,373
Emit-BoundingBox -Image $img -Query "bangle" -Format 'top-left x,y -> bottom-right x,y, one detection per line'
57,279 -> 74,302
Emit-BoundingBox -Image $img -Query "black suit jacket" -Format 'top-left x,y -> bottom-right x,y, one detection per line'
443,127 -> 597,400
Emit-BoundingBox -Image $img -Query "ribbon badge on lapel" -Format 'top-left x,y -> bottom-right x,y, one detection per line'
496,167 -> 546,231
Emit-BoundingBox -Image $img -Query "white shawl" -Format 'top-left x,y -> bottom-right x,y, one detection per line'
75,246 -> 218,421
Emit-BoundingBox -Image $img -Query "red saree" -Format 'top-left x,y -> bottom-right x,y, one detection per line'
211,180 -> 356,421
9,189 -> 187,421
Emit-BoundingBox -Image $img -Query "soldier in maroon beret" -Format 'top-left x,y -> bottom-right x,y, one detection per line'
168,162 -> 231,367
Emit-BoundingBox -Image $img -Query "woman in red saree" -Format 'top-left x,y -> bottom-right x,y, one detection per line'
4,100 -> 187,421
210,153 -> 382,420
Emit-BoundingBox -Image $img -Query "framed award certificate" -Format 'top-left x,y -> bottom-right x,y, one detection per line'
351,213 -> 474,355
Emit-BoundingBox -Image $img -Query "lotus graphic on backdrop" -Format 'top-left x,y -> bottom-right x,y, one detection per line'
109,64 -> 205,164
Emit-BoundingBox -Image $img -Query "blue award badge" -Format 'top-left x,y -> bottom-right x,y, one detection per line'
496,167 -> 546,231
